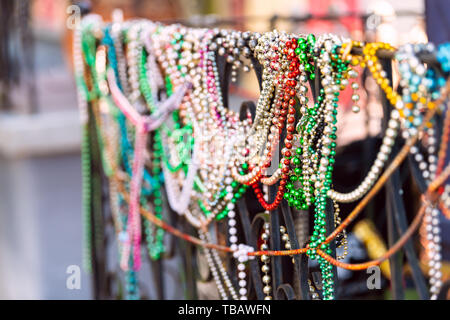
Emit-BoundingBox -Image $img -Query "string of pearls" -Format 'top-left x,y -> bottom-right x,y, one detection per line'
260,216 -> 272,300
233,244 -> 255,300
424,205 -> 442,300
328,110 -> 400,203
199,230 -> 239,300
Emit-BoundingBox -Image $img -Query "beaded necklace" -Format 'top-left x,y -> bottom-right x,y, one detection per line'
76,15 -> 450,301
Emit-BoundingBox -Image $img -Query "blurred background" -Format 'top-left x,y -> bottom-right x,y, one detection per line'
0,0 -> 448,299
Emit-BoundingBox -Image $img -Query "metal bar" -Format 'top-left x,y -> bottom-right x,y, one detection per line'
275,284 -> 296,300
89,106 -> 109,299
280,201 -> 310,300
159,10 -> 423,28
249,212 -> 269,300
150,258 -> 165,299
269,183 -> 283,293
216,53 -> 231,109
386,190 -> 405,299
350,47 -> 440,70
380,58 -> 405,300
387,169 -> 430,299
325,198 -> 338,297
238,195 -> 265,300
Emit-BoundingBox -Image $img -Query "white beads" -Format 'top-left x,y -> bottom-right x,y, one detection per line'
233,244 -> 255,300
199,230 -> 238,300
260,214 -> 272,299
425,206 -> 443,300
73,22 -> 88,124
329,112 -> 400,203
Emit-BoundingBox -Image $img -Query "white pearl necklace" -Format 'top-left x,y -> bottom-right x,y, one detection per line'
328,110 -> 400,203
424,205 -> 442,299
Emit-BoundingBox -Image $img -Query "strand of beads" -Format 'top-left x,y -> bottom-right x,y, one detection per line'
74,20 -> 93,273
138,44 -> 166,260
233,244 -> 255,300
251,35 -> 304,211
304,35 -> 350,300
397,43 -> 436,137
327,109 -> 400,203
394,44 -> 444,300
97,35 -> 145,295
327,42 -> 400,203
92,38 -> 129,260
231,31 -> 283,185
154,28 -> 199,216
126,22 -> 145,106
200,37 -> 246,203
87,19 -> 146,295
125,260 -> 140,300
260,215 -> 272,300
146,130 -> 166,259
198,232 -> 229,300
296,34 -> 317,81
226,202 -> 238,250
280,226 -> 294,264
350,81 -> 361,113
308,280 -> 320,299
293,34 -> 325,209
423,205 -> 443,299
333,201 -> 348,260
200,230 -> 239,300
396,44 -> 440,183
111,20 -> 130,96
